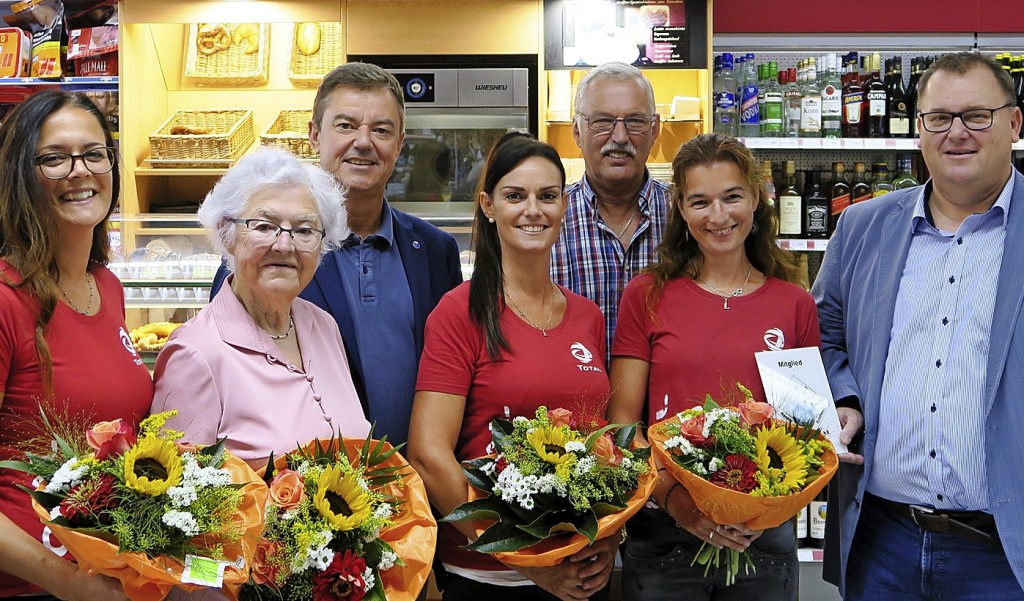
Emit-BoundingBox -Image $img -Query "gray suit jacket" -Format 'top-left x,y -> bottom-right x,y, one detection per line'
812,169 -> 1024,594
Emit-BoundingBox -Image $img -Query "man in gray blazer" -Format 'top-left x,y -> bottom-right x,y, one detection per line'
813,51 -> 1024,599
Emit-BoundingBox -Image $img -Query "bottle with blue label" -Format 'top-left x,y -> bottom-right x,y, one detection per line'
738,52 -> 760,138
713,53 -> 738,136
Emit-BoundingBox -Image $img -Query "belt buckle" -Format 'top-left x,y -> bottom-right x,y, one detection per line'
909,504 -> 934,527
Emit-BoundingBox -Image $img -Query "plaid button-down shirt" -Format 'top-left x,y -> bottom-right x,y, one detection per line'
551,172 -> 671,362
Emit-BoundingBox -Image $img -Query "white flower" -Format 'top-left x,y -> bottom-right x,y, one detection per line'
573,456 -> 596,477
281,509 -> 297,521
663,436 -> 696,456
513,416 -> 528,425
49,506 -> 62,520
313,545 -> 335,571
180,454 -> 232,488
162,510 -> 200,536
373,503 -> 393,521
621,457 -> 633,469
565,441 -> 586,454
45,458 -> 89,493
708,457 -> 723,474
167,484 -> 198,508
378,550 -> 398,571
363,567 -> 376,591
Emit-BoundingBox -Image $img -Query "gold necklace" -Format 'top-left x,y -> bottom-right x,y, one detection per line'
268,314 -> 294,340
700,267 -> 753,310
56,272 -> 95,315
505,285 -> 556,337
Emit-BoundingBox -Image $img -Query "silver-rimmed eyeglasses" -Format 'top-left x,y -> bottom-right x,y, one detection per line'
917,104 -> 1014,133
34,146 -> 117,180
231,218 -> 326,251
577,113 -> 656,135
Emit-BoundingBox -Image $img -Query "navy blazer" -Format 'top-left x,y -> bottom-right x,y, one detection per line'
812,169 -> 1024,594
211,205 -> 463,417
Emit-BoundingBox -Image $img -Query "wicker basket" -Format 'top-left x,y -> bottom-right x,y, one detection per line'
184,23 -> 270,86
149,110 -> 255,166
288,22 -> 344,87
260,110 -> 317,159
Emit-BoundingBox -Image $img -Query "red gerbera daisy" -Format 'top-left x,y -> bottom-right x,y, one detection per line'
709,454 -> 758,493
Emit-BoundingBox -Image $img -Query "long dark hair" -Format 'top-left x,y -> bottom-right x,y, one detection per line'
0,90 -> 121,391
647,133 -> 796,308
469,132 -> 566,358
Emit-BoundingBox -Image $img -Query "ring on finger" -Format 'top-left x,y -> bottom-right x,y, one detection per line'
708,530 -> 715,541
714,525 -> 722,534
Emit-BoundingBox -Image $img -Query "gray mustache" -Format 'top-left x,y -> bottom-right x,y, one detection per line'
601,142 -> 636,157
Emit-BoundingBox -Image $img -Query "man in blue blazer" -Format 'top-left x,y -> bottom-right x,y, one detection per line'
813,52 -> 1024,599
212,63 -> 462,445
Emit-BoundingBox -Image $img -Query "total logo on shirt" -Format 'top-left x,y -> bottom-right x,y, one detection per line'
763,327 -> 786,351
571,342 -> 603,373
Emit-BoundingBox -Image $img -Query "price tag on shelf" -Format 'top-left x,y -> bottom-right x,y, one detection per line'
843,138 -> 865,149
821,138 -> 842,149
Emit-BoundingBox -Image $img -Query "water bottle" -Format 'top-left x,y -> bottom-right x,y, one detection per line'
714,53 -> 738,137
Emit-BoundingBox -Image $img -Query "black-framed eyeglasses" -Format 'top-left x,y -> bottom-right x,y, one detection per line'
34,146 -> 117,180
917,104 -> 1014,133
231,218 -> 326,251
577,113 -> 656,135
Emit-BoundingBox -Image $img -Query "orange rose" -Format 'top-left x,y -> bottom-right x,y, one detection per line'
85,419 -> 136,460
269,469 -> 305,510
738,400 -> 774,428
548,408 -> 573,428
251,540 -> 283,586
678,413 -> 711,446
591,434 -> 623,467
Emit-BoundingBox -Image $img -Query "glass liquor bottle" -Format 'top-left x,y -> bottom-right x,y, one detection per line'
777,161 -> 803,238
713,53 -> 739,136
803,170 -> 829,239
821,53 -> 843,139
851,162 -> 872,204
784,67 -> 803,138
761,61 -> 784,137
887,56 -> 911,138
842,52 -> 866,138
892,154 -> 920,190
828,162 -> 851,235
799,57 -> 822,137
870,162 -> 893,197
866,53 -> 887,138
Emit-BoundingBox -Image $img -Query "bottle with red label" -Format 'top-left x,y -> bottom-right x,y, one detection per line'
828,162 -> 851,234
842,52 -> 866,138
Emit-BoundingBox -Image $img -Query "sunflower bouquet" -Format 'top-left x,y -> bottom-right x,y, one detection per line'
0,410 -> 266,601
445,406 -> 656,566
238,433 -> 436,601
648,387 -> 838,585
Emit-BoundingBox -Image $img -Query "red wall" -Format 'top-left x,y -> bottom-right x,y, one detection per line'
713,0 -> 1024,34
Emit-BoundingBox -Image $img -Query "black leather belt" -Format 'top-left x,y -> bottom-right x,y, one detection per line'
869,493 -> 1000,547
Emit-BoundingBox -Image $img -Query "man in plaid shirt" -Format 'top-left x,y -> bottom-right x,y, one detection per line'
551,62 -> 670,360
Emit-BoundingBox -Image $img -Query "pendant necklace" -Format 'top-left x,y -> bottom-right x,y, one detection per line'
611,207 -> 638,241
505,285 -> 556,336
56,272 -> 96,315
701,267 -> 753,310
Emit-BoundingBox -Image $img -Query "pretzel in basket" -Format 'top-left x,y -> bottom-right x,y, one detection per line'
197,24 -> 231,55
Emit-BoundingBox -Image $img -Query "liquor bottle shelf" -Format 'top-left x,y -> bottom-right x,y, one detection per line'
779,239 -> 830,252
0,76 -> 118,90
742,138 -> 1024,151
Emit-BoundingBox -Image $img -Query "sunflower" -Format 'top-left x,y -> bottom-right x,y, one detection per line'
753,425 -> 808,494
526,426 -> 578,466
313,465 -> 372,531
123,436 -> 183,496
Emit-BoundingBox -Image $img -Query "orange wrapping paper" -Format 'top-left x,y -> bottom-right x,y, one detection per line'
266,438 -> 437,601
31,450 -> 268,601
648,417 -> 838,530
465,450 -> 658,567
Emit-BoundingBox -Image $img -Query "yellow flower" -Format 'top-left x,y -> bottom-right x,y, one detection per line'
526,426 -> 578,466
123,436 -> 183,496
753,425 -> 808,494
313,465 -> 372,531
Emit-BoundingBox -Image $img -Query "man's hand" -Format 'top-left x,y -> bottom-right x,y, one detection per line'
837,407 -> 865,464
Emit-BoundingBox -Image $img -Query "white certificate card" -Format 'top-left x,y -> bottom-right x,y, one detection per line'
755,347 -> 848,454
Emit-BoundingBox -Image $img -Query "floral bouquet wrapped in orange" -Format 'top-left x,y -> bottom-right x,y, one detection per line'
0,411 -> 266,601
445,406 -> 657,567
648,388 -> 838,585
237,432 -> 436,601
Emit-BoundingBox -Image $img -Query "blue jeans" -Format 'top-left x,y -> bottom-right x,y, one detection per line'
845,494 -> 1024,600
621,508 -> 798,601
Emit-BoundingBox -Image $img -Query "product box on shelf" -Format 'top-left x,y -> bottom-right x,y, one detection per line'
67,25 -> 118,76
0,27 -> 30,77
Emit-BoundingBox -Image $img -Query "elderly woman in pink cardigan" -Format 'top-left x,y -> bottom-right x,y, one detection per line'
151,148 -> 369,469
